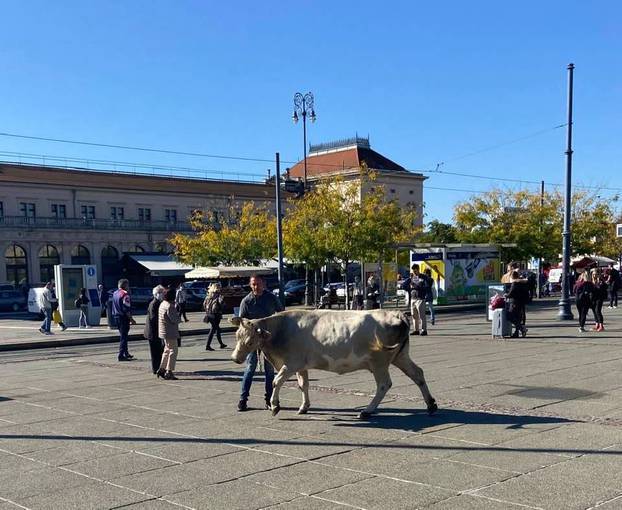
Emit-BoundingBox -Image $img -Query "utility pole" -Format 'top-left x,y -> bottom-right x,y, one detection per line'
537,180 -> 544,298
275,153 -> 285,309
558,63 -> 575,320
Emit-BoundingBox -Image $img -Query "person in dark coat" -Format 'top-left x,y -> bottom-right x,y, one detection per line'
505,271 -> 530,338
590,269 -> 608,332
573,271 -> 595,333
203,282 -> 227,350
606,263 -> 620,308
144,285 -> 165,374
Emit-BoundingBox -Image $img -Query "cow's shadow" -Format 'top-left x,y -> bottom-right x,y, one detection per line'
278,406 -> 576,433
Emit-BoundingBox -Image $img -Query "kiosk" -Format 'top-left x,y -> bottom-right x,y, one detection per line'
53,264 -> 101,327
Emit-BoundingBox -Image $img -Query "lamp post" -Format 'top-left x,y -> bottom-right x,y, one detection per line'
292,92 -> 316,189
558,63 -> 575,320
292,92 -> 316,306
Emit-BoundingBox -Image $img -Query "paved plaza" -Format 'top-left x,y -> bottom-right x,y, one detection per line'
1,301 -> 621,509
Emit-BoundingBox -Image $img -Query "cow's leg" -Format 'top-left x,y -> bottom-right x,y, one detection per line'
359,366 -> 392,419
270,365 -> 295,416
296,370 -> 310,414
392,352 -> 438,415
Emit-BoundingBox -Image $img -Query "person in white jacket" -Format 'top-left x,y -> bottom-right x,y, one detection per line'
38,282 -> 57,335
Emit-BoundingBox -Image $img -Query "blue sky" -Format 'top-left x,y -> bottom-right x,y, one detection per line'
1,1 -> 620,223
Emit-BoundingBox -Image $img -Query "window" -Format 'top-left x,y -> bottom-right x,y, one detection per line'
110,207 -> 124,220
19,202 -> 36,218
71,245 -> 90,265
0,201 -> 4,217
5,244 -> 28,287
165,209 -> 177,223
39,244 -> 60,283
390,189 -> 396,194
51,204 -> 67,218
138,207 -> 151,222
409,190 -> 414,195
80,205 -> 95,219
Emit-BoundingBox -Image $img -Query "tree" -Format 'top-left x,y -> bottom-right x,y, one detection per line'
170,201 -> 276,266
452,187 -> 620,263
417,220 -> 459,244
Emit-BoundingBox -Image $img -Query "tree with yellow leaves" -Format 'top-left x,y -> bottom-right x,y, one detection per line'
170,201 -> 276,267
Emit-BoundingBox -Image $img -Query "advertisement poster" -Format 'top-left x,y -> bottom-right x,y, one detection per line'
411,248 -> 501,305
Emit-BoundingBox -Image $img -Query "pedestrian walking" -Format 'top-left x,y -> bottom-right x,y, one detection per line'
50,284 -> 67,331
409,264 -> 432,336
38,281 -> 56,335
423,268 -> 436,325
75,287 -> 90,328
144,285 -> 165,374
204,282 -> 227,350
573,271 -> 595,333
175,283 -> 188,322
606,262 -> 620,309
237,274 -> 284,412
158,286 -> 182,380
505,271 -> 529,338
112,279 -> 136,361
97,284 -> 108,318
351,276 -> 364,310
365,275 -> 380,309
591,269 -> 608,332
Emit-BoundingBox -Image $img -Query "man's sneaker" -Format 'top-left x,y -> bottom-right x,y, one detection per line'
45,331 -> 54,335
39,328 -> 46,335
608,306 -> 613,309
420,330 -> 428,336
237,400 -> 248,412
410,331 -> 420,336
124,354 -> 135,360
61,325 -> 67,331
578,327 -> 586,333
118,356 -> 131,362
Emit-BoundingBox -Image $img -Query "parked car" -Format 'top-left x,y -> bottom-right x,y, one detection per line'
273,282 -> 306,305
0,290 -> 27,312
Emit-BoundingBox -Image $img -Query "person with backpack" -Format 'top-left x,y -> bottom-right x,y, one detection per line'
409,264 -> 432,336
505,271 -> 530,338
203,282 -> 227,350
75,287 -> 90,328
573,271 -> 595,333
591,269 -> 608,332
423,268 -> 437,326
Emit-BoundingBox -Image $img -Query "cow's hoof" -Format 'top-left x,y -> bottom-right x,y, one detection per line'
427,400 -> 438,415
271,405 -> 281,416
297,407 -> 309,415
358,411 -> 372,420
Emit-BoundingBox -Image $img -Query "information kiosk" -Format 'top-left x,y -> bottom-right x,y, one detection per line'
53,264 -> 101,327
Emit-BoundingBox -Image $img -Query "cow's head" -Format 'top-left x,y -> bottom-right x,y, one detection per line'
229,317 -> 272,364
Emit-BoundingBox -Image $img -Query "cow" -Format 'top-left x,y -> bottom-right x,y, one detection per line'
230,309 -> 437,419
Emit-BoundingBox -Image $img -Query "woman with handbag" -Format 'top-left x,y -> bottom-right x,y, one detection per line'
158,286 -> 182,380
203,282 -> 227,350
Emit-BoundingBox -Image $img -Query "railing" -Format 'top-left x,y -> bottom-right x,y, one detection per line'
0,216 -> 194,232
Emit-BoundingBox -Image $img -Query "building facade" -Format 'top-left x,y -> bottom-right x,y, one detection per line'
0,163 -> 275,288
287,136 -> 426,223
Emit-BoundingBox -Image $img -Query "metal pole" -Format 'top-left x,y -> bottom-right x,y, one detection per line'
302,98 -> 308,189
558,63 -> 575,320
537,180 -> 544,298
275,153 -> 285,309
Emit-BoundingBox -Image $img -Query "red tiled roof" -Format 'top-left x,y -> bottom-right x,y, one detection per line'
288,146 -> 407,179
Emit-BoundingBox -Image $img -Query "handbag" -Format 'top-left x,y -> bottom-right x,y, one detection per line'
203,312 -> 215,323
52,309 -> 62,324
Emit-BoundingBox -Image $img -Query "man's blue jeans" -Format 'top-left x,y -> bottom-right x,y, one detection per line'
240,350 -> 274,401
40,308 -> 52,333
117,316 -> 130,358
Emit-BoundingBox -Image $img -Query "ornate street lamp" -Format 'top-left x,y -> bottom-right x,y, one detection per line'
292,92 -> 316,188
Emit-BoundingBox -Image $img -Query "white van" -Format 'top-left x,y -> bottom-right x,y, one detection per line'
27,287 -> 46,317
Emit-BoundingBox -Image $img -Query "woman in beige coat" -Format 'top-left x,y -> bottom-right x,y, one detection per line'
158,287 -> 182,380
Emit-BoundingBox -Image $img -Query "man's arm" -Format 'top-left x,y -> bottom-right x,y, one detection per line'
239,296 -> 249,319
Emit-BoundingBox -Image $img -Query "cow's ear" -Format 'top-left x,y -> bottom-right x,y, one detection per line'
230,317 -> 242,327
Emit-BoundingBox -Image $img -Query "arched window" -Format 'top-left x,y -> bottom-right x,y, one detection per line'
101,246 -> 120,288
71,245 -> 91,265
39,244 -> 60,283
5,244 -> 28,287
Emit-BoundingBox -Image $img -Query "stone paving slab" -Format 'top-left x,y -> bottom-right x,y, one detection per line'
0,302 -> 621,509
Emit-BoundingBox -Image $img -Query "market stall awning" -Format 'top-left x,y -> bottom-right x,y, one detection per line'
185,265 -> 275,279
128,255 -> 193,277
570,255 -> 616,269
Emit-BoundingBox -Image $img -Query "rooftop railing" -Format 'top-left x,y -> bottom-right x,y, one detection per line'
0,215 -> 194,232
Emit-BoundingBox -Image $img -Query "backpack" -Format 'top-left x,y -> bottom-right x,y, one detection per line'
575,282 -> 593,303
74,297 -> 82,308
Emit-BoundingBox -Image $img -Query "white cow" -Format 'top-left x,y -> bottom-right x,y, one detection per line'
230,309 -> 437,418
